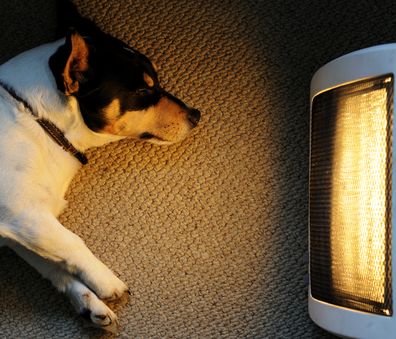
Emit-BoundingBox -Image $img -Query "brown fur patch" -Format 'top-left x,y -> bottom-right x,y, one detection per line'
143,73 -> 154,87
103,99 -> 121,120
101,99 -> 121,134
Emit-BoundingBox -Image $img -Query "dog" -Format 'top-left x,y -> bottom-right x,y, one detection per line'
0,4 -> 200,333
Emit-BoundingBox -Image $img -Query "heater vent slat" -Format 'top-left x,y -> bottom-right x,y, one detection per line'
310,74 -> 393,316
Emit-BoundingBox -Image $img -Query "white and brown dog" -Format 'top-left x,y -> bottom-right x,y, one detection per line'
0,9 -> 200,333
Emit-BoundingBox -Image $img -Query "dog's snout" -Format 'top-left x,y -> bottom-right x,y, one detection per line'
187,108 -> 201,128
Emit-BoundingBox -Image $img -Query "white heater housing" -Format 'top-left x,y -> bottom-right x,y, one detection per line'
309,44 -> 396,339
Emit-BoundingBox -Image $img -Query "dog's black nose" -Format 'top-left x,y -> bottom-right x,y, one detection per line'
187,108 -> 201,128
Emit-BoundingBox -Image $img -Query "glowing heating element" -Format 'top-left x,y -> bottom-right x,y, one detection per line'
310,75 -> 393,316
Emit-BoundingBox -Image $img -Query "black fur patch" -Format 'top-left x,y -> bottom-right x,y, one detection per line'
50,1 -> 162,131
49,29 -> 163,131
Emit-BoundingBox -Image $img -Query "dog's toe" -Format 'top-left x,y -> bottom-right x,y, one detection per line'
92,312 -> 112,326
80,305 -> 119,333
104,284 -> 129,301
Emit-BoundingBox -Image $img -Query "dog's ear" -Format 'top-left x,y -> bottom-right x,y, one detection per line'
63,32 -> 90,95
49,31 -> 91,96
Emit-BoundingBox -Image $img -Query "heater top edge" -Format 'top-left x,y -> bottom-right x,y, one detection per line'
310,43 -> 396,100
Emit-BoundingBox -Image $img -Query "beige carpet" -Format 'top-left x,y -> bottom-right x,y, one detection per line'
1,0 -> 396,338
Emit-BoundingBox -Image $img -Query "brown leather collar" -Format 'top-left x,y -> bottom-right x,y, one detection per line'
0,81 -> 88,165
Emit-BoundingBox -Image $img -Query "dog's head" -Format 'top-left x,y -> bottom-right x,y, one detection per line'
49,31 -> 200,145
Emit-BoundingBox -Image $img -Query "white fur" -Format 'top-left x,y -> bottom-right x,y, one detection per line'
0,40 -> 128,330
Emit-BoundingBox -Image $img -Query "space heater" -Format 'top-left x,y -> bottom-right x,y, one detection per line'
309,44 -> 396,338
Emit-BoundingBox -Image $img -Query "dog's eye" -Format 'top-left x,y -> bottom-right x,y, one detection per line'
135,88 -> 152,96
140,132 -> 154,139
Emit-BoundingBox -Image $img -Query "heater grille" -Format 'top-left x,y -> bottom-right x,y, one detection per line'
310,74 -> 393,316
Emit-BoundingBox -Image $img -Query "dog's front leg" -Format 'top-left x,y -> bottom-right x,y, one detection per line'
9,242 -> 119,332
0,209 -> 128,300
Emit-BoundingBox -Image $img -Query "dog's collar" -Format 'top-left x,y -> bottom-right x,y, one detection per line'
0,80 -> 88,165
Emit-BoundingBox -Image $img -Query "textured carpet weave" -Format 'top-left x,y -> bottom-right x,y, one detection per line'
1,0 -> 396,338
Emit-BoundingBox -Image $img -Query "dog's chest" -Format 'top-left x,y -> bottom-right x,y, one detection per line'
0,97 -> 80,216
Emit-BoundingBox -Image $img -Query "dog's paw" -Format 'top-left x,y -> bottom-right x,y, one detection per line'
95,272 -> 129,301
87,265 -> 129,301
79,292 -> 119,333
80,262 -> 129,301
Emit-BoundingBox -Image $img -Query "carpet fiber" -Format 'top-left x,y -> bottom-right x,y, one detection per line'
1,1 -> 396,338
